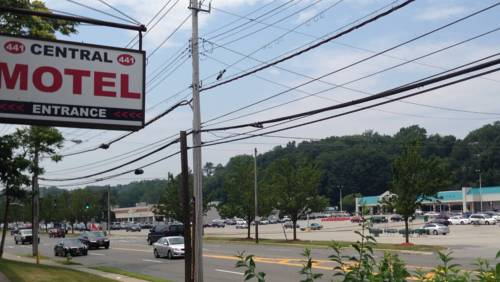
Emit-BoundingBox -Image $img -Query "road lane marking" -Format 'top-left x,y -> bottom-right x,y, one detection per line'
214,269 -> 244,275
142,259 -> 162,263
88,253 -> 105,256
107,247 -> 436,272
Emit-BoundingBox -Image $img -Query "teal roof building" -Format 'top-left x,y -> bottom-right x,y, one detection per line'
355,186 -> 500,214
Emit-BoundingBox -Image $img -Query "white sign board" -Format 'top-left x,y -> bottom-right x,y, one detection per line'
0,34 -> 145,130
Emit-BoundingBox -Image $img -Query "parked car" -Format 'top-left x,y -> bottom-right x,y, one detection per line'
300,223 -> 323,231
224,219 -> 236,225
422,223 -> 450,235
211,220 -> 225,228
283,221 -> 299,229
390,214 -> 403,222
147,223 -> 184,245
235,223 -> 248,229
140,222 -> 154,229
111,222 -> 122,230
14,229 -> 39,245
259,220 -> 269,225
429,218 -> 450,226
153,236 -> 185,259
448,216 -> 471,225
54,238 -> 88,257
49,227 -> 66,238
79,231 -> 110,249
126,223 -> 141,232
369,216 -> 388,224
469,214 -> 497,225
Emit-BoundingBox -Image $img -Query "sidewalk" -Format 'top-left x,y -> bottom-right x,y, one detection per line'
2,253 -> 147,282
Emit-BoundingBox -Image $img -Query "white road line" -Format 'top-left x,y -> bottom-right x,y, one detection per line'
142,259 -> 162,263
214,269 -> 244,275
88,253 -> 105,256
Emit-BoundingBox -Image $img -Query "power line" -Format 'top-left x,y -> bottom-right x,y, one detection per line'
206,0 -> 296,41
60,100 -> 189,157
41,150 -> 181,187
202,0 -> 281,37
126,0 -> 182,48
201,26 -> 500,127
41,138 -> 180,182
201,55 -> 500,133
200,0 -> 415,92
48,135 -> 178,175
200,61 -> 500,148
201,3 -> 500,125
97,0 -> 141,25
147,14 -> 191,60
65,0 -> 137,24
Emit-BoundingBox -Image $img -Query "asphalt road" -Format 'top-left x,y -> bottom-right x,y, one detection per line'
3,231 -> 497,282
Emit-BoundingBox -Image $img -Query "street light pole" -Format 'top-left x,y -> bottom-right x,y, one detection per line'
339,185 -> 343,212
479,172 -> 483,212
107,185 -> 111,235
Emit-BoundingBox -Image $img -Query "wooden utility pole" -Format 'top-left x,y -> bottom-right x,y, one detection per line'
180,131 -> 192,282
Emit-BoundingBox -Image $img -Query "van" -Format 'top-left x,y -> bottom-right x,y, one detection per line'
147,223 -> 184,245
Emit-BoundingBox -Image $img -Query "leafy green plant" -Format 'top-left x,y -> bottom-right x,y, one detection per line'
473,250 -> 500,282
299,248 -> 322,282
431,251 -> 470,282
329,215 -> 376,281
235,251 -> 266,282
374,252 -> 410,282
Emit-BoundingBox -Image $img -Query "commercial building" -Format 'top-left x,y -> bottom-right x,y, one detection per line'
355,186 -> 500,214
112,202 -> 162,223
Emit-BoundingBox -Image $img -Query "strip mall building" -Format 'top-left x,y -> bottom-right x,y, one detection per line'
355,186 -> 500,214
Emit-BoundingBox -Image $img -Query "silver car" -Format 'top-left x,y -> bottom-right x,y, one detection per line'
423,223 -> 450,235
153,236 -> 184,259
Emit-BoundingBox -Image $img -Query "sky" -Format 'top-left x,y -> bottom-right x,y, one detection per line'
5,0 -> 500,188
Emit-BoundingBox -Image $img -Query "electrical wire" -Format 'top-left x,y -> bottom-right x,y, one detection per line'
147,14 -> 191,60
201,26 -> 500,127
201,0 -> 415,92
97,0 -> 141,25
65,0 -> 138,24
41,138 -> 180,181
200,61 -> 500,147
60,100 -> 189,157
201,55 -> 500,133
126,0 -> 182,48
202,0 -> 281,37
201,2 -> 500,125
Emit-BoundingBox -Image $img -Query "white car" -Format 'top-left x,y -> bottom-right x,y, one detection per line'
422,223 -> 450,235
469,214 -> 497,225
447,216 -> 471,225
235,223 -> 248,229
153,236 -> 184,259
492,214 -> 500,221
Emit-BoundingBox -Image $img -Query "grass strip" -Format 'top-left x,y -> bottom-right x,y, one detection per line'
0,258 -> 115,282
91,266 -> 173,282
204,237 -> 444,253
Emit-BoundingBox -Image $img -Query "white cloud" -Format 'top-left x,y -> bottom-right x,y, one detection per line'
415,5 -> 467,21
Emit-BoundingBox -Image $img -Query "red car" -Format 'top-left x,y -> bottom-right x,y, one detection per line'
49,227 -> 65,238
350,216 -> 366,223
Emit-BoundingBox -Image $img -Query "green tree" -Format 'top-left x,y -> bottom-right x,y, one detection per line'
0,0 -> 77,39
0,134 -> 30,258
265,156 -> 328,240
218,155 -> 273,239
154,173 -> 186,221
387,143 -> 448,244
